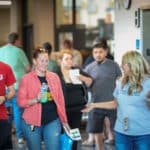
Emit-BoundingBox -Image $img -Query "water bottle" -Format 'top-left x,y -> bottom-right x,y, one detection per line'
40,82 -> 48,103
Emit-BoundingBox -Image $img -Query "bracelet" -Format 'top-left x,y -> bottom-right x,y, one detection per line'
35,98 -> 39,103
32,99 -> 37,104
36,97 -> 40,102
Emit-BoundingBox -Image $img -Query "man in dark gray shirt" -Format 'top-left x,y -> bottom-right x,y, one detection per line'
83,43 -> 122,150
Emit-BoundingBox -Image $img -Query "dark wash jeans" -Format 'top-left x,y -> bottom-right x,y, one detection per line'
115,132 -> 150,150
0,120 -> 12,149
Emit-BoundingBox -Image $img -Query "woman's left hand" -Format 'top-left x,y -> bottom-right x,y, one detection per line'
77,74 -> 85,82
77,74 -> 92,87
81,103 -> 94,113
62,123 -> 71,135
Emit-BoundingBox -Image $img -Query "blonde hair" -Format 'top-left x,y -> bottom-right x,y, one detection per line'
58,49 -> 73,60
121,50 -> 150,95
56,49 -> 73,65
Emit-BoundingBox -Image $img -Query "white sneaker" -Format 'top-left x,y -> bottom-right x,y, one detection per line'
104,139 -> 114,145
18,138 -> 24,144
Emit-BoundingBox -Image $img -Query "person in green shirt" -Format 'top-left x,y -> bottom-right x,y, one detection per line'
0,32 -> 31,144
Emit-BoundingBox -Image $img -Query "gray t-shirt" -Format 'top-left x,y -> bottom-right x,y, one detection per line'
84,59 -> 122,102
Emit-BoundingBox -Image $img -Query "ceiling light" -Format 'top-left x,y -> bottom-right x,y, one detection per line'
0,1 -> 12,6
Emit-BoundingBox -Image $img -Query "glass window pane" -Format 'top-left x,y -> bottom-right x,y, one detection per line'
58,32 -> 73,50
56,0 -> 73,25
75,0 -> 115,48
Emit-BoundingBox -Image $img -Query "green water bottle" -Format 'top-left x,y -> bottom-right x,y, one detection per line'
40,82 -> 48,103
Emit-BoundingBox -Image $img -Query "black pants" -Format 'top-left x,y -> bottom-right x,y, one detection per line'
0,120 -> 12,150
67,111 -> 82,150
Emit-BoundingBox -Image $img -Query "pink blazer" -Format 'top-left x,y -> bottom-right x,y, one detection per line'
17,70 -> 67,126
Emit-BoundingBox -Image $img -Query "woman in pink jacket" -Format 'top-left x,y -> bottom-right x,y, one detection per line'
17,48 -> 69,150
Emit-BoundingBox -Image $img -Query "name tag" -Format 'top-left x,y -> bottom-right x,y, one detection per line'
123,117 -> 129,131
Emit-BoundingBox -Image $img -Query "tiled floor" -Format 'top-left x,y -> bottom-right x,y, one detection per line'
12,131 -> 115,150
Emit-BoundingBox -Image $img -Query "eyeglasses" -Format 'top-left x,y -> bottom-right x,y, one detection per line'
33,48 -> 48,59
35,48 -> 48,53
39,48 -> 47,52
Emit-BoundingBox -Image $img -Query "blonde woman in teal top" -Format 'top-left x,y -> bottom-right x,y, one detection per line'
82,50 -> 150,150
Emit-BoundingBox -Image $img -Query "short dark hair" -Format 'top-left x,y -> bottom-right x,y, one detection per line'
42,42 -> 52,55
93,42 -> 108,50
8,32 -> 19,44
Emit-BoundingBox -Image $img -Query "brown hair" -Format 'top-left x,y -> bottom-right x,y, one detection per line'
61,39 -> 72,49
33,47 -> 48,59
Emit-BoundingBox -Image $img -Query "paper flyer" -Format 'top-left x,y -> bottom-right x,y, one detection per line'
69,128 -> 82,141
69,69 -> 82,84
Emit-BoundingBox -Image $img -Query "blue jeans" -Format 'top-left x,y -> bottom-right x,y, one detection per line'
115,132 -> 150,150
22,118 -> 61,150
5,91 -> 23,139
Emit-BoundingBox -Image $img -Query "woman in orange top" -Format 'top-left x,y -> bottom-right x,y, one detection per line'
17,48 -> 69,150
